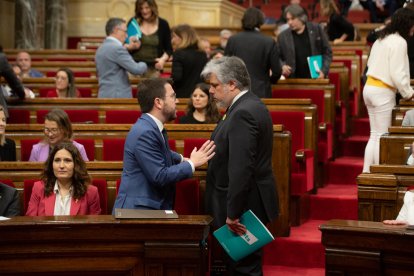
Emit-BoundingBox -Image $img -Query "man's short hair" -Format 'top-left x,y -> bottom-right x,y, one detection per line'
285,4 -> 308,23
201,56 -> 250,91
242,8 -> 265,30
105,17 -> 126,36
137,78 -> 170,113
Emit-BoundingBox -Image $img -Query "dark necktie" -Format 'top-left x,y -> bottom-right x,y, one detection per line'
162,128 -> 170,150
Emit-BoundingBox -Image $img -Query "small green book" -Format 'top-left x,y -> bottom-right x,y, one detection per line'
307,55 -> 323,79
213,210 -> 274,261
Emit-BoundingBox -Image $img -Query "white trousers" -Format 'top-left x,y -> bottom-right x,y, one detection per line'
362,85 -> 396,173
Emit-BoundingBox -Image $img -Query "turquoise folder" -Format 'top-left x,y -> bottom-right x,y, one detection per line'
307,55 -> 323,79
213,210 -> 274,261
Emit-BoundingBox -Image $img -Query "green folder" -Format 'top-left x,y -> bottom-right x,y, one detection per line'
307,55 -> 323,79
213,210 -> 274,261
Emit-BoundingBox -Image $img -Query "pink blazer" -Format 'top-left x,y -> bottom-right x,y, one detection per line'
25,181 -> 101,216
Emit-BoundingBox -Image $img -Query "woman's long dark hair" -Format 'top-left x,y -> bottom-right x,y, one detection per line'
41,141 -> 91,199
186,83 -> 221,123
57,68 -> 77,98
377,8 -> 414,41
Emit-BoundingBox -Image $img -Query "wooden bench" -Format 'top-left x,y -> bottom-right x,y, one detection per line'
357,165 -> 413,222
392,98 -> 414,126
321,219 -> 414,275
379,126 -> 414,165
0,215 -> 211,275
1,124 -> 291,237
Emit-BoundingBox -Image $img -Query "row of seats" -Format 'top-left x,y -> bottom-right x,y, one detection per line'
19,137 -> 207,162
1,177 -> 200,216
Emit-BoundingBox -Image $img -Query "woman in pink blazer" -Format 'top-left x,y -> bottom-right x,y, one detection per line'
26,142 -> 101,216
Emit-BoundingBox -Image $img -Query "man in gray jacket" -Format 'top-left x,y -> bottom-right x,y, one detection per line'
96,18 -> 147,98
278,4 -> 332,79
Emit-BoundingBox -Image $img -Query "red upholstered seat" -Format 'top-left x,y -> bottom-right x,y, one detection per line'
272,89 -> 333,162
131,87 -> 138,98
105,110 -> 141,124
270,111 -> 314,195
74,139 -> 95,161
168,139 -> 177,152
175,110 -> 186,123
91,178 -> 108,214
20,139 -> 41,161
77,88 -> 92,97
36,109 -> 99,124
183,138 -> 208,157
47,57 -> 89,62
175,178 -> 200,215
23,179 -> 38,214
39,87 -> 92,98
0,179 -> 15,188
7,109 -> 30,124
329,72 -> 348,135
102,138 -> 125,161
116,178 -> 121,195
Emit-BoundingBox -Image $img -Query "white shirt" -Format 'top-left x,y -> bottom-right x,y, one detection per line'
396,190 -> 414,224
53,181 -> 72,215
229,89 -> 249,109
367,33 -> 414,99
146,113 -> 194,172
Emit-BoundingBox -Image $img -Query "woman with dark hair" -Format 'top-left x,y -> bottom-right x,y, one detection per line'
362,8 -> 414,173
46,68 -> 80,98
320,0 -> 355,44
171,24 -> 208,98
128,0 -> 172,77
0,106 -> 16,161
179,83 -> 221,124
26,142 -> 101,216
29,109 -> 89,162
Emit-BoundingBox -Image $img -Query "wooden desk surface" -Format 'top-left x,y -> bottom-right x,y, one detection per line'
321,219 -> 414,274
0,215 -> 212,275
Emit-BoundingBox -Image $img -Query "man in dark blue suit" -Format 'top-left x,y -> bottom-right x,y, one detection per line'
202,56 -> 279,275
113,78 -> 215,212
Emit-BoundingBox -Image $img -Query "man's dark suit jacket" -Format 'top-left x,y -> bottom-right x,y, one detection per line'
278,22 -> 332,78
0,182 -> 20,217
225,30 -> 282,98
206,92 -> 279,229
0,53 -> 25,117
172,46 -> 208,98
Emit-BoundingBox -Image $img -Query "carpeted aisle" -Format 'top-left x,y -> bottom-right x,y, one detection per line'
262,114 -> 368,275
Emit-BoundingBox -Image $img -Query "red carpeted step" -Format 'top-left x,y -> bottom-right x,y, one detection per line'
263,220 -> 325,268
338,136 -> 368,157
326,156 -> 363,184
351,117 -> 370,136
310,185 -> 358,220
263,265 -> 324,275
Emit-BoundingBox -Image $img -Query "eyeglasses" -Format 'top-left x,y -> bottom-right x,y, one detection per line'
117,27 -> 128,33
44,128 -> 60,134
55,76 -> 68,81
165,92 -> 177,100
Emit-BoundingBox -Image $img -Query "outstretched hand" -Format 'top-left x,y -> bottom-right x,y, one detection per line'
189,140 -> 216,167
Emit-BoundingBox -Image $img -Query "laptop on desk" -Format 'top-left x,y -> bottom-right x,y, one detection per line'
114,208 -> 179,219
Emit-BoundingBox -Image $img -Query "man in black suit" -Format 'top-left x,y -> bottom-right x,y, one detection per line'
224,7 -> 282,98
0,46 -> 25,117
201,56 -> 279,275
0,183 -> 20,217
